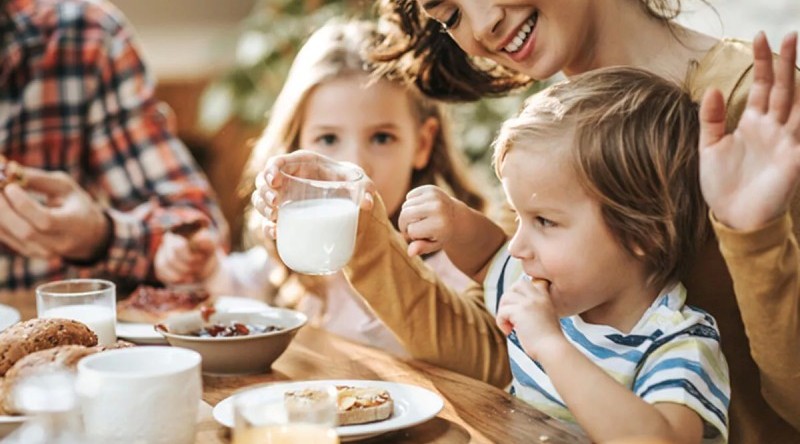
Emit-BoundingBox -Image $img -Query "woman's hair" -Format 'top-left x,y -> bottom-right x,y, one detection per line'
241,19 -> 484,301
371,0 -> 703,102
493,67 -> 708,290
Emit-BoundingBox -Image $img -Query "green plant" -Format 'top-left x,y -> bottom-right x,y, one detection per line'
198,0 -> 543,171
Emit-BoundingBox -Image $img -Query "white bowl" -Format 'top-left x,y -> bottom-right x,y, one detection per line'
157,308 -> 307,375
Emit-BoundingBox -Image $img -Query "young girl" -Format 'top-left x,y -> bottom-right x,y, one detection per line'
153,19 -> 484,356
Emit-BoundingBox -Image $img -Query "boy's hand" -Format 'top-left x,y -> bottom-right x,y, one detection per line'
154,229 -> 220,285
251,150 -> 375,240
398,185 -> 462,256
496,277 -> 564,360
700,32 -> 800,231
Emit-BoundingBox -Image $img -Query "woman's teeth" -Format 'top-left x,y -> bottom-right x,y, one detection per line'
504,15 -> 537,54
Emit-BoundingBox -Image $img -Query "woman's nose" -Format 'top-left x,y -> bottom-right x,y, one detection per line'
471,4 -> 503,47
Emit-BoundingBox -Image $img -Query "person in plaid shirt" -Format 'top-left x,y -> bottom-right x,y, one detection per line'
0,0 -> 228,290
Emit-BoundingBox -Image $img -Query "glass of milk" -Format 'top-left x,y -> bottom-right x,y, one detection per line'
36,279 -> 116,345
276,159 -> 364,275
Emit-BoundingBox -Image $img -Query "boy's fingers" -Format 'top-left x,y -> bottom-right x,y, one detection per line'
769,32 -> 798,123
747,32 -> 775,114
699,89 -> 728,149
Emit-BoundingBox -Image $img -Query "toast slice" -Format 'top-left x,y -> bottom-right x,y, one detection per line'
284,385 -> 393,426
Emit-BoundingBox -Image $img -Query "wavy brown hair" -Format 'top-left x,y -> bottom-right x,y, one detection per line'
241,19 -> 485,303
494,67 -> 708,290
371,0 -> 710,102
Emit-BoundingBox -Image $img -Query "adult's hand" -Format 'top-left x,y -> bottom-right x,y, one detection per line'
0,168 -> 110,261
700,32 -> 800,231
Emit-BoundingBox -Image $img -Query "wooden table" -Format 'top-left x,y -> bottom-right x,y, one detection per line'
0,290 -> 587,443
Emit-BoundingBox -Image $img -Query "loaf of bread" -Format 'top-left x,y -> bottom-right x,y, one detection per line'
0,340 -> 134,415
0,319 -> 97,376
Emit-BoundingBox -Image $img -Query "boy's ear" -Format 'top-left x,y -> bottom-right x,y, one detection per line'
414,117 -> 439,170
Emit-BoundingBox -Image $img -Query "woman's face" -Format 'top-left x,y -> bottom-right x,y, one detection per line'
418,0 -> 597,79
298,75 -> 436,216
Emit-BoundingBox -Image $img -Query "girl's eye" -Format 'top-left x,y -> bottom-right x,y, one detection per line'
536,216 -> 555,228
443,9 -> 460,30
371,132 -> 396,145
316,134 -> 337,146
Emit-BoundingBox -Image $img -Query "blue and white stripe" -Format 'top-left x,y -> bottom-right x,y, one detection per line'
485,248 -> 730,443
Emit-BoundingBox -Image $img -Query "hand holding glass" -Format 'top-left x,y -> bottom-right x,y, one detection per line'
276,159 -> 364,275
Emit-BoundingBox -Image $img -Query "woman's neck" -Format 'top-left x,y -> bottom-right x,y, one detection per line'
564,1 -> 718,84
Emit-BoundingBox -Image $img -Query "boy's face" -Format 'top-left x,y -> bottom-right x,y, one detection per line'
501,142 -> 649,319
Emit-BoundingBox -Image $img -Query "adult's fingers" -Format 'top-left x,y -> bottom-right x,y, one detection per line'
699,89 -> 728,149
769,32 -> 798,123
407,239 -> 439,257
0,194 -> 51,257
746,32 -> 775,114
3,183 -> 53,231
15,168 -> 73,197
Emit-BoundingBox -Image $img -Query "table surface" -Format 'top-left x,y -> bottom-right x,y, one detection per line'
0,290 -> 587,444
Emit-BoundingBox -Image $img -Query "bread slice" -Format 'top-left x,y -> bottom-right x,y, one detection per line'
285,386 -> 393,426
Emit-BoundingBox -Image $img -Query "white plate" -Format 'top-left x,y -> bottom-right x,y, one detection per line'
116,296 -> 271,344
0,304 -> 20,333
213,379 -> 444,442
0,415 -> 25,438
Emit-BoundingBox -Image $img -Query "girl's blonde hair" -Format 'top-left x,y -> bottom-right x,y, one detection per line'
494,67 -> 708,290
241,19 -> 484,302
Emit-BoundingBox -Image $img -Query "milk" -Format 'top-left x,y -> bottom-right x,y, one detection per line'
41,305 -> 116,345
276,198 -> 359,274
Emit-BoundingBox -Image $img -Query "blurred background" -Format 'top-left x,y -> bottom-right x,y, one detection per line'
110,0 -> 800,248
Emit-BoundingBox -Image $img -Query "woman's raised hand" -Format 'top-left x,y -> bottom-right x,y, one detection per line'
699,31 -> 800,231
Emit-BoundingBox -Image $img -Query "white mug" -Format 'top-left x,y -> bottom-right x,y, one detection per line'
76,347 -> 202,444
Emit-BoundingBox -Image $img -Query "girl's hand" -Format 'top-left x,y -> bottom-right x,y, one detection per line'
496,277 -> 564,360
398,185 -> 461,256
251,150 -> 375,240
700,31 -> 800,231
154,229 -> 221,285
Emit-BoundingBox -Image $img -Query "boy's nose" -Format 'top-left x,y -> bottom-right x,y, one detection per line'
507,230 -> 531,260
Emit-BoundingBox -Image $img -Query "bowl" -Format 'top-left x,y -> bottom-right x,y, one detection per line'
156,308 -> 307,375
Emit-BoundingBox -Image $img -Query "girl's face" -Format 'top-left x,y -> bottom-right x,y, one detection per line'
298,75 -> 437,216
501,144 -> 650,321
418,0 -> 596,80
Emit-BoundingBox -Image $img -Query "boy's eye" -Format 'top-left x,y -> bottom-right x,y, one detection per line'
535,216 -> 555,228
371,132 -> 395,145
316,134 -> 337,146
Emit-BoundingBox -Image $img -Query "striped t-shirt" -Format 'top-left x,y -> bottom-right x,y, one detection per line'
485,251 -> 730,443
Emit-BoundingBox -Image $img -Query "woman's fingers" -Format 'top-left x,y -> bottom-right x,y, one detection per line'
747,32 -> 775,114
699,88 -> 728,149
769,32 -> 798,123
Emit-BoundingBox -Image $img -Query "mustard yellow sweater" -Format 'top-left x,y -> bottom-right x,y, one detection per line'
343,39 -> 800,443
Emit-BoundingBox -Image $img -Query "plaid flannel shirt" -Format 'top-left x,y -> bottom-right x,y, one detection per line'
0,0 -> 228,289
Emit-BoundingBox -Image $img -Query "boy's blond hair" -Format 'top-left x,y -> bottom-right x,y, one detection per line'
494,67 -> 708,290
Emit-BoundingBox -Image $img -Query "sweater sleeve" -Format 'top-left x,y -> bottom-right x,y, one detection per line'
342,195 -> 511,387
712,212 -> 800,430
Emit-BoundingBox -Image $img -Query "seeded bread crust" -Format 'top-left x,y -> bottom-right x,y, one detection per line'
0,319 -> 97,376
0,341 -> 134,415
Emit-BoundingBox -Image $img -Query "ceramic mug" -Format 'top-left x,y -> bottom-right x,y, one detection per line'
76,347 -> 202,444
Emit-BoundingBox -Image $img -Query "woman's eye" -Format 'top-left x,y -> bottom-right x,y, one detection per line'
316,134 -> 337,146
443,9 -> 460,30
371,132 -> 395,145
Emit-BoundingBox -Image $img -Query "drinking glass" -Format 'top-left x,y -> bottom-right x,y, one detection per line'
36,279 -> 116,346
233,384 -> 339,444
275,159 -> 364,275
